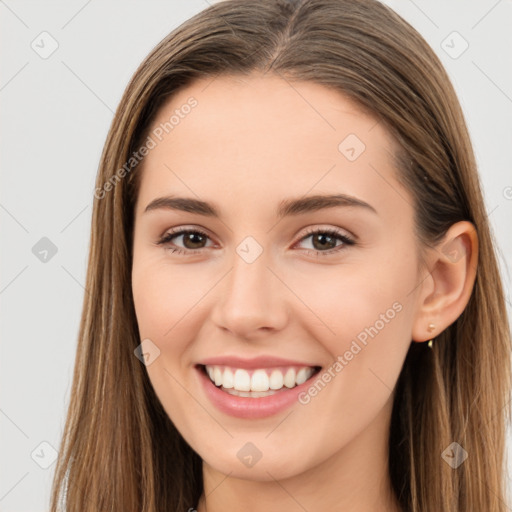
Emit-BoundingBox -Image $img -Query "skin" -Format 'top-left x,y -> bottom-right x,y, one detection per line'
131,72 -> 478,512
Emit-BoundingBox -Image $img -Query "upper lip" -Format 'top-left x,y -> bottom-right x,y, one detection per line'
197,355 -> 320,369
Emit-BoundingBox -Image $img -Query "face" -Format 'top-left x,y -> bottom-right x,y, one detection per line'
131,73 -> 424,481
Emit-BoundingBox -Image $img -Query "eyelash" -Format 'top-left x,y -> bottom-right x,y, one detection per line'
156,226 -> 355,257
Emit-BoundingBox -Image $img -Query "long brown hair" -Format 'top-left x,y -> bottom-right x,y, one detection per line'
49,1 -> 512,510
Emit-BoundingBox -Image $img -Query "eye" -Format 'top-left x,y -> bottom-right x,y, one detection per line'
156,226 -> 356,256
294,227 -> 355,256
156,228 -> 214,255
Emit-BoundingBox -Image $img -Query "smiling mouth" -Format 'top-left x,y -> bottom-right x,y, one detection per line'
198,364 -> 322,397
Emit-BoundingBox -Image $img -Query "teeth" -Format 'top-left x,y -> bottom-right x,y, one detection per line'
233,369 -> 251,391
204,365 -> 316,392
251,369 -> 269,392
223,388 -> 279,397
223,368 -> 234,389
269,369 -> 284,390
214,367 -> 223,386
283,368 -> 296,388
296,367 -> 309,385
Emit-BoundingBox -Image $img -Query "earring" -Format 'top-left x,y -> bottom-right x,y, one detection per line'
427,323 -> 435,349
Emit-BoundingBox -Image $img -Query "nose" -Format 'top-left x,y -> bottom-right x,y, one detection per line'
210,246 -> 289,340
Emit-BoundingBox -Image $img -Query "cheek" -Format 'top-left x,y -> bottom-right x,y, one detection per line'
132,257 -> 207,340
289,266 -> 415,438
290,262 -> 410,331
131,259 -> 206,425
287,255 -> 417,373
131,259 -> 200,413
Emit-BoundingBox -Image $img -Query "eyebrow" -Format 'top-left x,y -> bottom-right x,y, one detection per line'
143,193 -> 377,218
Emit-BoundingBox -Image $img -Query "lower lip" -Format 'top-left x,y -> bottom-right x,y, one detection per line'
196,365 -> 319,419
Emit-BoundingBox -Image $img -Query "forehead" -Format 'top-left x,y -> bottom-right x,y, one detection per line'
135,73 -> 406,219
149,73 -> 385,149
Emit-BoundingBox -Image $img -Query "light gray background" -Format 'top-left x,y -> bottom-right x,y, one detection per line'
1,0 -> 511,510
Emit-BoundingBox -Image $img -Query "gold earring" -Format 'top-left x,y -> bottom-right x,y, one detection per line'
427,323 -> 435,349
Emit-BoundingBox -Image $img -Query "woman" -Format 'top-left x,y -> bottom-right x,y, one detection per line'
49,0 -> 512,511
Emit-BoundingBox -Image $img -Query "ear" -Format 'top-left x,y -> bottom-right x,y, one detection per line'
411,221 -> 478,343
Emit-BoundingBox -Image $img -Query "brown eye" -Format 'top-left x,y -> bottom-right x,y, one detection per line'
180,231 -> 208,249
296,228 -> 355,256
157,229 -> 213,253
311,233 -> 338,251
